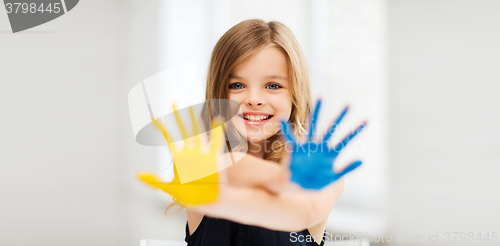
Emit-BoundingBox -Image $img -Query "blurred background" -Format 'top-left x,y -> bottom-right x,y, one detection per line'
0,0 -> 498,245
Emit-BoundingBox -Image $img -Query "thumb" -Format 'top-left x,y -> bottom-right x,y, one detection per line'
337,160 -> 362,177
137,171 -> 170,191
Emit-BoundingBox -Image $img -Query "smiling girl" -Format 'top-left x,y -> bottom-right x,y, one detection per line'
181,19 -> 346,246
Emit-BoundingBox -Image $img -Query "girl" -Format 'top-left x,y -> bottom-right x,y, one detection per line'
185,19 -> 344,246
140,19 -> 364,246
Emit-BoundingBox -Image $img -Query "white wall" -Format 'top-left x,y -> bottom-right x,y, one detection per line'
0,0 -> 186,245
324,0 -> 389,234
387,0 -> 500,245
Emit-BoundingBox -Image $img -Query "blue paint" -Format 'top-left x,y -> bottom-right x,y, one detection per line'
280,99 -> 367,190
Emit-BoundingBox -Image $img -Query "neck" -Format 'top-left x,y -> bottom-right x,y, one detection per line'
247,140 -> 266,159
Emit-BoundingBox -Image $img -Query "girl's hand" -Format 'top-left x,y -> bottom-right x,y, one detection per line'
136,105 -> 226,207
280,99 -> 367,190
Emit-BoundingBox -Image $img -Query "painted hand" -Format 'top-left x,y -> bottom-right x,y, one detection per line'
137,105 -> 226,207
280,99 -> 367,190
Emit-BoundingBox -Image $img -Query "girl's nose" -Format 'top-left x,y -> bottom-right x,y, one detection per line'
245,90 -> 265,107
248,101 -> 263,106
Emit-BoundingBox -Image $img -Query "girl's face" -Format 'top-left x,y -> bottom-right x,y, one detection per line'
228,45 -> 293,143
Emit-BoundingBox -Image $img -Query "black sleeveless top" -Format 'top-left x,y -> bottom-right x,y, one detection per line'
185,215 -> 325,246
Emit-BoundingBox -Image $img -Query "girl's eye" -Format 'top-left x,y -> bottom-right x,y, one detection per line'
229,83 -> 244,90
266,83 -> 282,90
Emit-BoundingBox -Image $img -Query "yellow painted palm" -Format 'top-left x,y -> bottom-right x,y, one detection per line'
137,105 -> 225,207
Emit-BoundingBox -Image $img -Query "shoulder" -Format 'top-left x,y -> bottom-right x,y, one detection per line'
186,209 -> 205,237
307,218 -> 328,245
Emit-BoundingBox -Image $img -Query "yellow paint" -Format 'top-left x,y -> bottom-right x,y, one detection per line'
137,105 -> 225,207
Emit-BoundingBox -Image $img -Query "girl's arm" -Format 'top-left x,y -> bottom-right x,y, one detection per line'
193,173 -> 345,232
222,152 -> 292,193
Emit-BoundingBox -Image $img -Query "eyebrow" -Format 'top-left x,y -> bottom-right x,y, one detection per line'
229,75 -> 288,81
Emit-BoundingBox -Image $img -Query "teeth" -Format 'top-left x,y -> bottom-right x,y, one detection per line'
243,114 -> 271,122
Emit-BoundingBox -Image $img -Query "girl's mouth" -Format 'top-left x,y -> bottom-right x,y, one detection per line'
238,113 -> 274,126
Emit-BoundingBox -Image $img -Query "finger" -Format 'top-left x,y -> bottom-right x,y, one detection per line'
280,120 -> 296,143
336,161 -> 362,177
322,106 -> 349,142
210,116 -> 226,153
137,171 -> 166,187
333,121 -> 367,152
189,106 -> 201,148
308,99 -> 322,141
151,117 -> 177,153
172,104 -> 188,145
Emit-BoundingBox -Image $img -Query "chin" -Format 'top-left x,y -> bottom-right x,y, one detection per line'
245,130 -> 277,143
245,135 -> 267,143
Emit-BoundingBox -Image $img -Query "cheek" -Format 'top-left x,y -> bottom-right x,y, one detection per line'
228,93 -> 244,104
270,94 -> 292,120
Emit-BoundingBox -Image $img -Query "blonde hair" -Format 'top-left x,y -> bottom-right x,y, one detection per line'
165,19 -> 312,216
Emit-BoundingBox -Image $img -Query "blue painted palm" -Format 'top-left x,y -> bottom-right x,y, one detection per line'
280,99 -> 367,190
